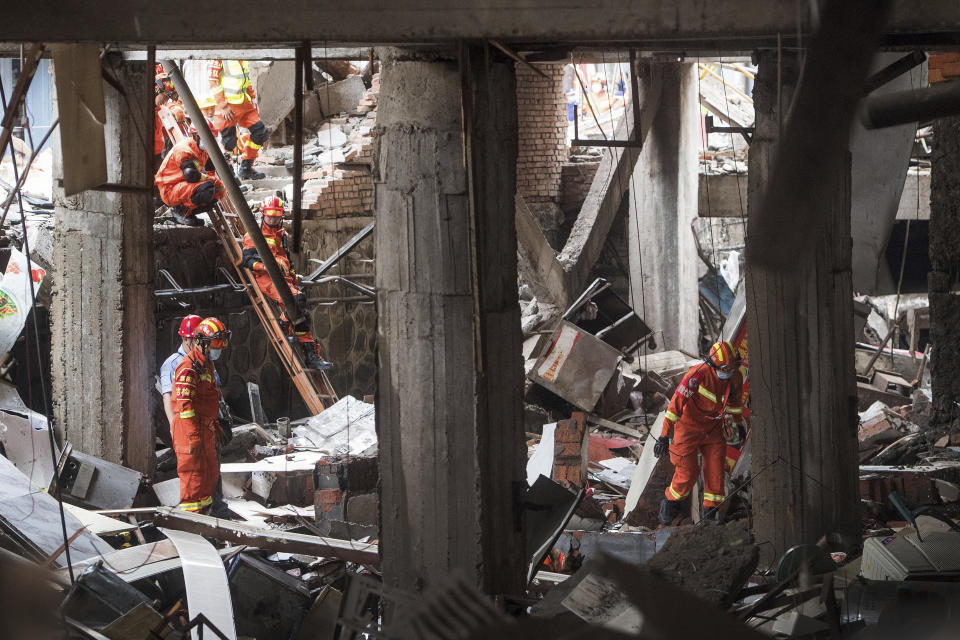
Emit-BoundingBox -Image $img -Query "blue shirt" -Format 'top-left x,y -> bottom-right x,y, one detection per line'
159,346 -> 220,394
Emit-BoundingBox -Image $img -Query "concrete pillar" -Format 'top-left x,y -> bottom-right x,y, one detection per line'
375,47 -> 525,599
51,56 -> 155,474
929,115 -> 960,430
747,51 -> 859,565
628,62 -> 699,354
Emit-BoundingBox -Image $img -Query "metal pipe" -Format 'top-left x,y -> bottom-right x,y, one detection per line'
292,44 -> 305,254
161,59 -> 301,322
862,80 -> 960,130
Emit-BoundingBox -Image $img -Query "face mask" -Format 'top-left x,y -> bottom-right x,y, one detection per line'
208,348 -> 222,361
716,369 -> 732,380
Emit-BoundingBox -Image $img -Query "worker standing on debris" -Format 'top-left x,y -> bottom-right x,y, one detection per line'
654,340 -> 745,526
208,58 -> 267,180
154,125 -> 225,226
171,317 -> 232,513
161,315 -> 233,517
240,195 -> 333,371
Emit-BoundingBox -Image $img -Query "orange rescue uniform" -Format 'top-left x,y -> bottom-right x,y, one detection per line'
240,224 -> 318,346
154,100 -> 185,156
662,362 -> 744,509
170,347 -> 222,512
209,59 -> 264,161
154,138 -> 225,213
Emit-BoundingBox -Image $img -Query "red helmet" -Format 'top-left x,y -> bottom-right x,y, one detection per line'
178,315 -> 202,337
261,195 -> 285,217
707,340 -> 740,372
195,317 -> 231,349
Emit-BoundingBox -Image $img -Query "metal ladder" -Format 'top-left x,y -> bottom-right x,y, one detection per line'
158,107 -> 337,414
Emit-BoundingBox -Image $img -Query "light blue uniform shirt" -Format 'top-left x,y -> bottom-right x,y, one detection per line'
160,346 -> 220,394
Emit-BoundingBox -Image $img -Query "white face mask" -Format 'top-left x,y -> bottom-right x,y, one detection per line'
208,348 -> 222,361
716,369 -> 733,380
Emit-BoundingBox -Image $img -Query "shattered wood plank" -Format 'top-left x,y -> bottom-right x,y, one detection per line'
586,414 -> 646,439
153,506 -> 379,565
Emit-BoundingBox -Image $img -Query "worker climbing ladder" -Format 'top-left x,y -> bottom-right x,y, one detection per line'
159,114 -> 337,414
207,200 -> 338,415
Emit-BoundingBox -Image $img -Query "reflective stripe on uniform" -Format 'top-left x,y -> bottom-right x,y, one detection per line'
265,238 -> 277,246
665,410 -> 680,422
697,385 -> 718,403
725,405 -> 743,414
220,60 -> 251,103
179,496 -> 213,512
179,409 -> 196,419
703,492 -> 725,503
199,373 -> 213,383
668,485 -> 688,500
244,137 -> 262,150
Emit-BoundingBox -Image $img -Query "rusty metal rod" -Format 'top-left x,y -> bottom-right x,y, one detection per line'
161,59 -> 301,322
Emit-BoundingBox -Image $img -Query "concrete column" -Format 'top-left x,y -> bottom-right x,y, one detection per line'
929,115 -> 960,430
375,47 -> 525,599
747,51 -> 858,565
628,62 -> 699,353
51,57 -> 155,474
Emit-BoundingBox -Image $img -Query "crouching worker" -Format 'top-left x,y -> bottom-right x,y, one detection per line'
154,125 -> 225,226
171,317 -> 232,513
240,196 -> 333,371
653,340 -> 745,526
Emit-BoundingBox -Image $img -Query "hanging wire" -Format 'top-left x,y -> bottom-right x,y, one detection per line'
0,72 -> 75,584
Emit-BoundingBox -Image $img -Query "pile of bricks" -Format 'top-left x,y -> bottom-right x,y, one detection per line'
299,73 -> 379,218
313,455 -> 379,537
302,166 -> 374,217
516,63 -> 569,204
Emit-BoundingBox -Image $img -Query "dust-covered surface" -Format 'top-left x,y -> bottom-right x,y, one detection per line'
646,520 -> 759,608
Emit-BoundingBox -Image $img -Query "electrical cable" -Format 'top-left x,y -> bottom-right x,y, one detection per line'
0,73 -> 75,584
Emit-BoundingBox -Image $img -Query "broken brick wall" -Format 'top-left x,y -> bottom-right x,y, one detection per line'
560,160 -> 600,219
516,63 -> 569,246
516,63 -> 567,203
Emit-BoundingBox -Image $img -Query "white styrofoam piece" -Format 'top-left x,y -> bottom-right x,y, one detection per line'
526,423 -> 557,486
161,528 -> 238,640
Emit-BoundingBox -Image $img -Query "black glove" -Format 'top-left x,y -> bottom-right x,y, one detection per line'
653,436 -> 670,459
217,418 -> 233,445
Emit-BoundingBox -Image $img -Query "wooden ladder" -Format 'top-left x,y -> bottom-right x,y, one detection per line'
158,108 -> 337,414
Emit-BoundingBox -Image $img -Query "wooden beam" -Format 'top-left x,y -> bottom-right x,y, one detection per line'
153,507 -> 380,565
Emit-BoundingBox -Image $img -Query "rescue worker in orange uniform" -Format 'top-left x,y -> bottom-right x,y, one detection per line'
240,196 -> 333,371
154,125 -> 225,226
208,59 -> 267,180
153,69 -> 185,165
653,340 -> 745,526
171,317 -> 232,513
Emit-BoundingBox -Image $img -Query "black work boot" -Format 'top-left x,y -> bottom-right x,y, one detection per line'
172,205 -> 204,227
658,498 -> 681,526
239,158 -> 265,180
702,507 -> 722,526
301,343 -> 334,371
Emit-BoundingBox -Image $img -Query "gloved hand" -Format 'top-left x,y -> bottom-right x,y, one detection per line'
218,105 -> 236,124
653,435 -> 670,458
217,418 -> 233,446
